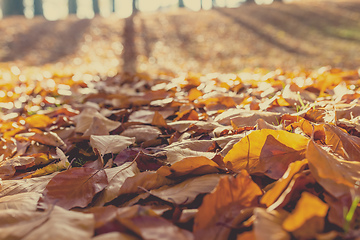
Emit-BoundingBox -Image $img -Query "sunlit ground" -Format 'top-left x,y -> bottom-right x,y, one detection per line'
18,0 -> 288,21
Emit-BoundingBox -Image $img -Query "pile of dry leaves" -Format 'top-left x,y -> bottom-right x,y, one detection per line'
1,66 -> 360,239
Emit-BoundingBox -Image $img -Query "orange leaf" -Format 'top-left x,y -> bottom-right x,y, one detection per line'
157,156 -> 220,178
25,114 -> 54,129
43,167 -> 108,209
261,159 -> 308,207
194,171 -> 262,240
224,129 -> 308,179
282,192 -> 328,239
306,140 -> 360,197
188,88 -> 203,101
151,111 -> 168,127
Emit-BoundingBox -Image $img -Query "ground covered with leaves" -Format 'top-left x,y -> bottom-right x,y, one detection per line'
1,65 -> 360,239
2,1 -> 360,239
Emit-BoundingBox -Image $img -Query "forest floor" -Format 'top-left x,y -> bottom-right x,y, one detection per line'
3,1 -> 360,240
1,0 -> 360,75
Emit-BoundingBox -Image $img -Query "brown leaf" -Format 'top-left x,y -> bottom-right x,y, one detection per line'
0,208 -> 49,240
0,173 -> 58,198
324,124 -> 360,161
83,116 -> 110,136
214,109 -> 281,126
194,171 -> 262,240
22,206 -> 94,240
149,174 -> 223,205
94,162 -> 139,206
118,171 -> 174,197
27,130 -> 66,147
92,232 -> 139,240
43,167 -> 108,209
253,208 -> 290,240
306,140 -> 360,197
90,135 -> 135,155
120,125 -> 161,143
0,192 -> 41,211
74,108 -> 121,134
125,215 -> 193,240
0,156 -> 35,179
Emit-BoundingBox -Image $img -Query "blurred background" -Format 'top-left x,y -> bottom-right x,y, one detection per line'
0,0 -> 359,76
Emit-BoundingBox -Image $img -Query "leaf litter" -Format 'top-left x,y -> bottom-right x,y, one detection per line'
1,66 -> 360,239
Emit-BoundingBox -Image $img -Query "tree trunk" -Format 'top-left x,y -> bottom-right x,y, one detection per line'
178,0 -> 185,8
93,0 -> 100,15
34,0 -> 43,16
2,0 -> 24,16
112,0 -> 116,12
132,0 -> 137,14
68,0 -> 77,15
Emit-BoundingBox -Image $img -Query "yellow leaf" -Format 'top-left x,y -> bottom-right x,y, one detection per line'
24,161 -> 69,179
157,156 -> 220,178
282,192 -> 328,238
25,114 -> 54,129
261,159 -> 308,207
224,129 -> 309,179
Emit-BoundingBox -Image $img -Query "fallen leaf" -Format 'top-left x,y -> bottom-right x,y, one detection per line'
157,156 -> 220,178
83,116 -> 110,136
261,159 -> 308,207
25,114 -> 54,129
0,192 -> 41,211
23,206 -> 94,240
94,162 -> 139,206
26,130 -> 66,147
194,171 -> 262,240
150,174 -> 224,205
74,108 -> 121,134
0,156 -> 35,179
253,208 -> 290,240
324,124 -> 360,161
214,109 -> 281,127
117,171 -> 174,200
90,135 -> 135,156
92,232 -> 139,240
124,215 -> 193,240
0,173 -> 58,198
120,125 -> 162,143
42,167 -> 108,209
0,208 -> 49,240
223,129 -> 308,179
306,139 -> 360,197
282,192 -> 329,239
151,111 -> 168,127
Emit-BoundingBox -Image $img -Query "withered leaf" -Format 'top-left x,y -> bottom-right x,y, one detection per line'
194,171 -> 262,240
223,129 -> 308,179
282,192 -> 328,239
149,174 -> 224,205
90,135 -> 135,155
43,167 -> 108,209
307,139 -> 360,197
157,156 -> 221,178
